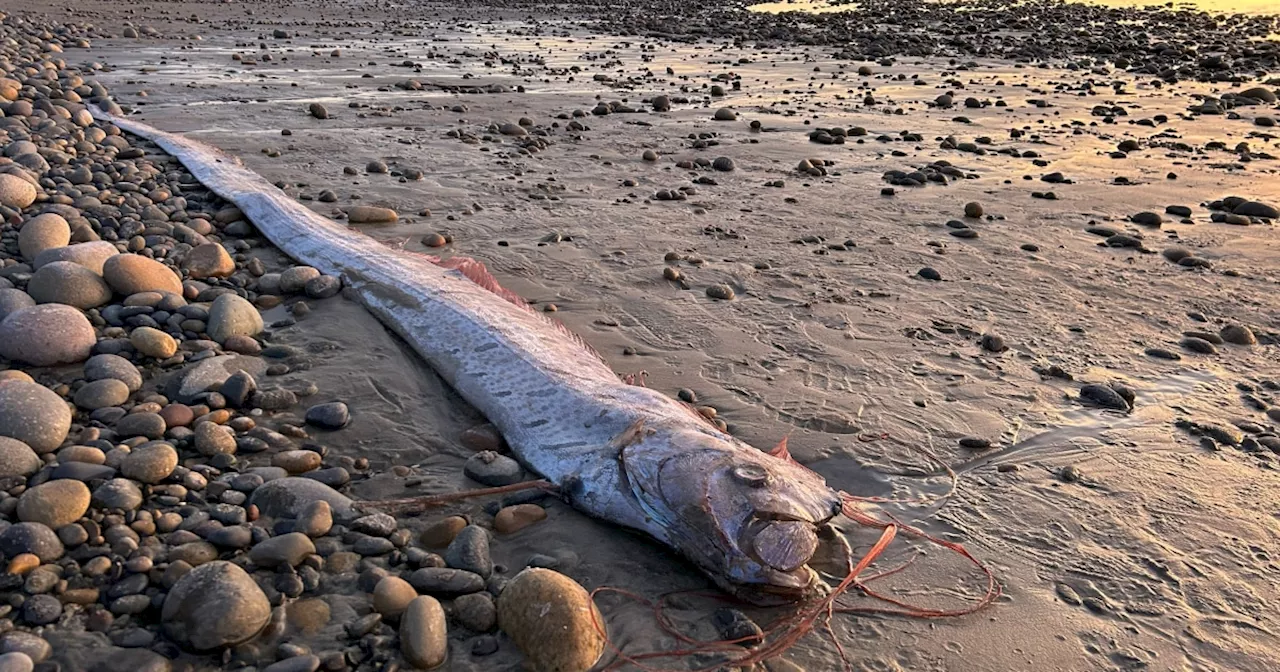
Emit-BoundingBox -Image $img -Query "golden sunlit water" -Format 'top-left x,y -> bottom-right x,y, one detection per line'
748,0 -> 1280,14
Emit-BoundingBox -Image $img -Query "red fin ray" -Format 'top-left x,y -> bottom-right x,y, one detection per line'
411,253 -> 610,366
768,435 -> 793,462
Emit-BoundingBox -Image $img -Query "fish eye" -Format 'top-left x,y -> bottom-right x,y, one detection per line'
732,464 -> 769,487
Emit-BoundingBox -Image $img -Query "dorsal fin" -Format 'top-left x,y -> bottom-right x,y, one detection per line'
410,253 -> 609,366
768,436 -> 793,462
435,256 -> 531,309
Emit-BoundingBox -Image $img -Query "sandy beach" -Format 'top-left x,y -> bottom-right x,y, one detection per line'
1,0 -> 1279,670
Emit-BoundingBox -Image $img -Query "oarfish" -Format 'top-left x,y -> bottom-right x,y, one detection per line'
91,108 -> 844,603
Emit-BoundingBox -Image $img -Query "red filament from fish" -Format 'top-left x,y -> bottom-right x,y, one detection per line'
589,493 -> 1001,672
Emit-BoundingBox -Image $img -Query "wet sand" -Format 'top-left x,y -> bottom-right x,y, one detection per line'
5,0 -> 1280,669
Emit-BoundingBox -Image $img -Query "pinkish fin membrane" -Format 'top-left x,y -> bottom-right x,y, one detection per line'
768,436 -> 793,462
425,255 -> 609,365
436,256 -> 531,309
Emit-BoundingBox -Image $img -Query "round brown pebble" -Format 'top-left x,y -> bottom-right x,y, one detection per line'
420,516 -> 468,548
373,576 -> 418,619
17,479 -> 90,529
130,326 -> 178,359
423,233 -> 447,248
493,504 -> 547,534
497,568 -> 605,672
459,424 -> 503,452
706,284 -> 735,301
6,553 -> 41,576
400,596 -> 448,669
159,404 -> 195,428
346,206 -> 398,224
964,202 -> 984,218
103,255 -> 183,296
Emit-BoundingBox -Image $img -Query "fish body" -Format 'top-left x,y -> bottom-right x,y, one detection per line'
92,109 -> 843,601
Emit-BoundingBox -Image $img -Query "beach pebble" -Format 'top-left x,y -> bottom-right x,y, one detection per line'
159,404 -> 194,428
289,499 -> 332,538
494,504 -> 547,534
273,449 -> 322,474
713,608 -> 764,646
304,275 -> 341,298
84,354 -> 144,392
0,174 -> 37,209
169,542 -> 219,566
0,304 -> 96,365
206,293 -> 264,343
162,561 -> 271,651
0,381 -> 71,454
454,592 -> 497,632
0,633 -> 49,664
120,442 -> 178,484
175,355 -> 264,402
305,401 -> 350,429
979,333 -> 1008,353
346,206 -> 398,224
129,326 -> 178,359
497,568 -> 605,672
251,477 -> 356,519
183,243 -> 236,279
373,575 -> 418,618
0,437 -> 41,478
421,516 -> 468,547
0,653 -> 34,672
92,478 -> 144,511
8,554 -> 40,576
0,288 -> 35,321
964,202 -> 984,218
1220,324 -> 1256,346
1234,201 -> 1278,219
60,444 -> 105,465
408,567 -> 486,596
713,108 -> 737,121
18,214 -> 70,261
499,122 -> 527,136
17,479 -> 89,530
21,595 -> 60,625
103,255 -> 183,296
1181,337 -> 1217,354
279,266 -> 321,293
223,334 -> 262,355
352,512 -> 397,536
194,422 -> 236,456
0,523 -> 63,563
463,451 -> 524,486
249,532 -> 315,567
1080,383 -> 1130,411
460,424 -> 504,452
1131,212 -> 1164,227
706,284 -> 735,300
400,596 -> 448,669
116,412 -> 166,439
445,525 -> 493,578
309,103 -> 329,119
74,378 -> 130,410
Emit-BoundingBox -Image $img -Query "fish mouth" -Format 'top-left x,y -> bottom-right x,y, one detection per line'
740,513 -> 823,587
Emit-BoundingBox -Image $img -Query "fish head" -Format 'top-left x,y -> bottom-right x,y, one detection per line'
620,425 -> 843,603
